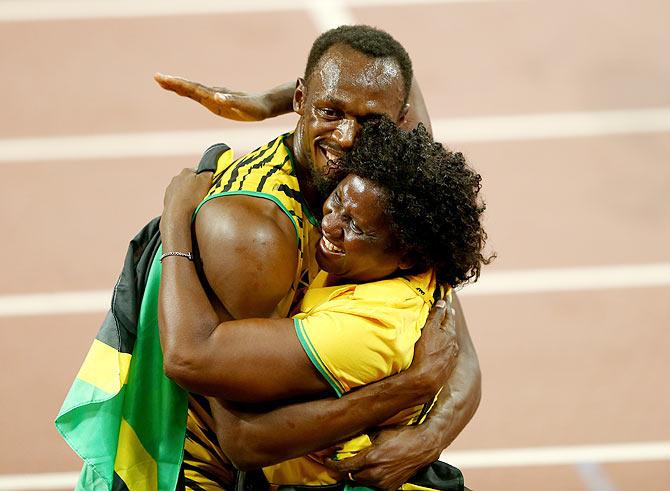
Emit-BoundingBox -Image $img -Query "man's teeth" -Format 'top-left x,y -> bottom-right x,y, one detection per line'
323,237 -> 344,253
321,146 -> 339,162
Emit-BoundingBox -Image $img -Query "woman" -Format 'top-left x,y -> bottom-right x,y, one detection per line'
158,116 -> 491,489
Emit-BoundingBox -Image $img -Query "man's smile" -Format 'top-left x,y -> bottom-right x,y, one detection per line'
318,142 -> 344,165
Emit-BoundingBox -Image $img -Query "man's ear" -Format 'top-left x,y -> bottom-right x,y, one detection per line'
398,103 -> 410,124
293,78 -> 306,115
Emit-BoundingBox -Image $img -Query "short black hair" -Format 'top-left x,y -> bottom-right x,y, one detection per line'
340,116 -> 494,287
305,25 -> 413,103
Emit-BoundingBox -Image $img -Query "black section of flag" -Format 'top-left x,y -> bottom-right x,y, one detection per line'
95,217 -> 162,354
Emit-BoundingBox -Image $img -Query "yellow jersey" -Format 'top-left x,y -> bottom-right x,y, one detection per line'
263,269 -> 446,486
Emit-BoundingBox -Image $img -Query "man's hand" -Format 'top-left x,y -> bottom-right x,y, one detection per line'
324,425 -> 440,491
405,297 -> 459,397
154,73 -> 273,121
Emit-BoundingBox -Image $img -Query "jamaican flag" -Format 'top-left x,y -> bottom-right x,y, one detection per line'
55,217 -> 188,490
55,145 -> 227,490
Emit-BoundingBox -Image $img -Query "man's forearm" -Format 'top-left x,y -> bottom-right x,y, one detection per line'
211,369 -> 435,470
416,293 -> 481,451
264,82 -> 295,118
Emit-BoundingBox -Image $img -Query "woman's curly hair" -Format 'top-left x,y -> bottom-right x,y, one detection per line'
340,115 -> 494,287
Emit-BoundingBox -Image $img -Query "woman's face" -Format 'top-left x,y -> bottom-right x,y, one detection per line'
316,174 -> 408,282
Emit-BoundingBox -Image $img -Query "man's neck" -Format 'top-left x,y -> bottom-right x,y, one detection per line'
285,132 -> 323,221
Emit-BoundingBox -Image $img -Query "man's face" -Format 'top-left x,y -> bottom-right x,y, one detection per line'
293,44 -> 407,199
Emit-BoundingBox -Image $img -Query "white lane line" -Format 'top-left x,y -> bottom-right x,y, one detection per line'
576,463 -> 617,491
431,107 -> 670,142
1,442 -> 668,490
0,472 -> 79,491
0,290 -> 111,317
459,262 -> 670,296
0,126 -> 283,163
441,441 -> 670,469
306,0 -> 357,32
0,0 -> 513,22
1,263 -> 669,318
3,107 -> 670,163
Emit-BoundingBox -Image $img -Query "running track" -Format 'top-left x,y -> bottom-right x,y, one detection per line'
0,1 -> 669,489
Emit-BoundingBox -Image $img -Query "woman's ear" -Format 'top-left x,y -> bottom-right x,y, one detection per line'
398,252 -> 418,271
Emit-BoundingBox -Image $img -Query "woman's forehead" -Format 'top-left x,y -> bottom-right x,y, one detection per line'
338,175 -> 389,226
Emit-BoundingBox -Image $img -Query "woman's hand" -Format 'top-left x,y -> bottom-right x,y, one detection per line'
154,73 -> 277,121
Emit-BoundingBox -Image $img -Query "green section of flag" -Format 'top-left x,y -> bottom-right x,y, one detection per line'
56,378 -> 125,485
120,247 -> 188,490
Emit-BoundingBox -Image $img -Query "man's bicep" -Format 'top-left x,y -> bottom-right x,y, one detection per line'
195,195 -> 298,319
199,318 -> 332,402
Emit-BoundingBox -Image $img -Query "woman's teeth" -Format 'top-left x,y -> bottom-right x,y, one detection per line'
323,236 -> 344,253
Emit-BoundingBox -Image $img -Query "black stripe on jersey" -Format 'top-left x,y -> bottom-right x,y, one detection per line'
185,428 -> 215,452
183,477 -> 208,491
182,461 -> 232,488
275,183 -> 304,205
410,401 -> 433,426
190,393 -> 210,411
220,141 -> 276,193
237,146 -> 284,189
287,209 -> 304,228
256,154 -> 290,193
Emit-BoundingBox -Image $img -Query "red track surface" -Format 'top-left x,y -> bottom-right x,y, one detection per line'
1,1 -> 669,489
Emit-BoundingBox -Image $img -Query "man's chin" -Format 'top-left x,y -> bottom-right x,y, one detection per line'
312,168 -> 341,203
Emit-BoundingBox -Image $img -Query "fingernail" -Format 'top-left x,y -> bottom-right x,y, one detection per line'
435,299 -> 446,309
215,93 -> 230,100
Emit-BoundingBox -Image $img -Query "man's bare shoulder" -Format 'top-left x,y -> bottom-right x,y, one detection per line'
194,194 -> 299,318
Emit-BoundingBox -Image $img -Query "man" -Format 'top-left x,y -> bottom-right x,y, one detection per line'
159,25 -> 482,489
58,25 -> 480,490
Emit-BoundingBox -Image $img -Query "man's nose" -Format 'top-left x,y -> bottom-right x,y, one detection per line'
332,118 -> 358,150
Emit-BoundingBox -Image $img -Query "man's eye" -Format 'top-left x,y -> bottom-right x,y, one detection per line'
350,221 -> 363,235
318,108 -> 340,119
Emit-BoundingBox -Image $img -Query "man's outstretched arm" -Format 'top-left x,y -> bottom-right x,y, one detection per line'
154,73 -> 430,133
